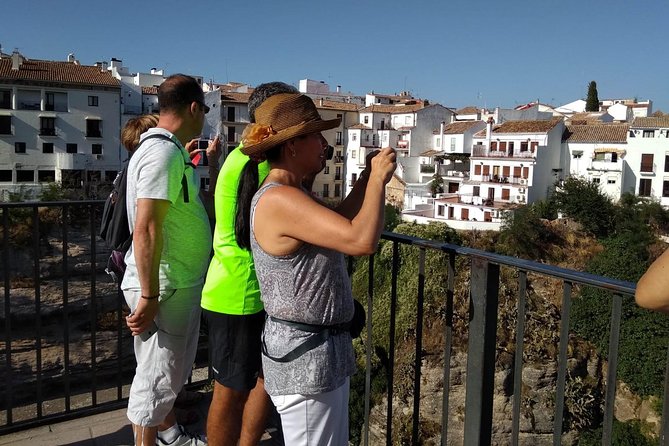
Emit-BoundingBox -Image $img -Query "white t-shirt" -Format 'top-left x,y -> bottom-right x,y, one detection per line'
121,128 -> 212,291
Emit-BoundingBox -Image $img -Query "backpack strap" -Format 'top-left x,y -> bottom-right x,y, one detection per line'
140,133 -> 194,203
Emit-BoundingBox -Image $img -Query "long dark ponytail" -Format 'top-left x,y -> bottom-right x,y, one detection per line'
234,146 -> 282,250
235,160 -> 259,250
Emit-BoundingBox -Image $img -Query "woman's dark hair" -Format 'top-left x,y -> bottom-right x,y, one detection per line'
235,146 -> 282,249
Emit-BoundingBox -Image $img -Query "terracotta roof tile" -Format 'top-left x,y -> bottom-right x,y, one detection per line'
142,86 -> 158,95
631,116 -> 669,129
359,103 -> 425,114
312,98 -> 359,111
349,123 -> 371,130
437,120 -> 484,135
220,91 -> 251,103
0,57 -> 120,88
563,124 -> 629,143
473,118 -> 562,137
456,106 -> 479,115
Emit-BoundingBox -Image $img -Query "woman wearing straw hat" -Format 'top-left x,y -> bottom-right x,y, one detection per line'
235,93 -> 396,445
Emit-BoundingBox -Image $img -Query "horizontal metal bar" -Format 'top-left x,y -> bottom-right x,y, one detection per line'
381,232 -> 635,296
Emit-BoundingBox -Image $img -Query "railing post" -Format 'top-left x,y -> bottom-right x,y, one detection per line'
463,257 -> 499,446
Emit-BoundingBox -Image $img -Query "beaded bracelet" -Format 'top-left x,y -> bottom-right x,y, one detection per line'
141,294 -> 160,300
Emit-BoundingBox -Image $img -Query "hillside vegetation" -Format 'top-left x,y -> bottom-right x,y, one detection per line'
349,177 -> 669,444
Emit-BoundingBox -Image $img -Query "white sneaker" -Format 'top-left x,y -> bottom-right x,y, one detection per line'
156,424 -> 207,445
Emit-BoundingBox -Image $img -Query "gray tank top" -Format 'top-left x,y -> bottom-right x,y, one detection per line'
250,183 -> 356,395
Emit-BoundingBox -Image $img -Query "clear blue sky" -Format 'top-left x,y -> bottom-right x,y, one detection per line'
3,0 -> 669,111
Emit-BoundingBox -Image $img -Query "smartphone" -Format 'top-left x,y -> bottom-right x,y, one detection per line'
129,312 -> 158,341
139,320 -> 158,341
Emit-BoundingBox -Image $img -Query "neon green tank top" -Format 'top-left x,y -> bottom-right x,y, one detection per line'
201,145 -> 269,314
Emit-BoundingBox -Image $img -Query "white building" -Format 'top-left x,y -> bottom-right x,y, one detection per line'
563,124 -> 629,200
404,117 -> 565,230
625,116 -> 669,206
346,101 -> 455,196
0,51 -> 121,199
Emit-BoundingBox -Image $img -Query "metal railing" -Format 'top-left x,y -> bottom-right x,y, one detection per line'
0,201 -> 209,435
2,201 -> 668,445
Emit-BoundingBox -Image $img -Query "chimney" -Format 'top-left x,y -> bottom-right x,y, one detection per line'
336,85 -> 341,93
486,116 -> 494,149
67,53 -> 75,63
319,98 -> 324,107
439,121 -> 445,151
11,50 -> 23,70
102,61 -> 108,71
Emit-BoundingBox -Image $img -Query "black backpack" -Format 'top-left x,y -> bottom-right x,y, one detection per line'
99,134 -> 192,283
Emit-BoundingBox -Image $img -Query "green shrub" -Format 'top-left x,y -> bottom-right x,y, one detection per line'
578,419 -> 657,445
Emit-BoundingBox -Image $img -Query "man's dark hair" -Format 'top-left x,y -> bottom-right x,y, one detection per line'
158,74 -> 204,113
248,81 -> 298,123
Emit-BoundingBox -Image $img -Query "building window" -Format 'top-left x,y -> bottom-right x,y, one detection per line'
335,166 -> 341,179
0,170 -> 11,182
352,150 -> 357,159
86,119 -> 102,137
15,142 -> 26,153
351,172 -> 358,186
520,141 -> 529,152
352,133 -> 357,141
639,178 -> 652,196
334,184 -> 341,197
450,138 -> 456,150
45,92 -> 55,111
643,130 -> 655,138
324,166 -> 330,174
508,141 -> 515,153
641,154 -> 654,173
40,117 -> 56,136
363,116 -> 369,124
607,178 -> 616,184
473,186 -> 480,197
88,95 -> 99,107
16,170 -> 35,182
0,116 -> 11,134
665,154 -> 669,172
322,184 -> 329,198
92,144 -> 103,155
592,177 -> 600,184
227,126 -> 236,143
405,116 -> 411,125
227,106 -> 235,122
664,181 -> 669,197
336,131 -> 343,145
0,89 -> 10,109
66,143 -> 78,154
435,137 -> 441,148
437,205 -> 445,216
337,114 -> 342,120
43,142 -> 54,153
38,170 -> 56,182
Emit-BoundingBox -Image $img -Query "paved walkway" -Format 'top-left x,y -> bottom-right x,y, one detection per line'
0,391 -> 283,446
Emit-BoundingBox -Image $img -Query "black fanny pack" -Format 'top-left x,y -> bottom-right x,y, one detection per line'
262,299 -> 366,363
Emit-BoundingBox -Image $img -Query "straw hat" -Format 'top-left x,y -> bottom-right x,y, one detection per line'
240,94 -> 341,157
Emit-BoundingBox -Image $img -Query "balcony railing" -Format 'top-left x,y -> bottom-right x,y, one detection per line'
472,147 -> 535,159
419,164 -> 435,173
2,201 -> 666,446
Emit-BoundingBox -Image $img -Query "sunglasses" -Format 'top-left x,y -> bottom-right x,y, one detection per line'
196,100 -> 210,114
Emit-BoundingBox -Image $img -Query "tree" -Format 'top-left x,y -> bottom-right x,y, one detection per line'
429,173 -> 444,197
586,81 -> 600,112
553,176 -> 616,238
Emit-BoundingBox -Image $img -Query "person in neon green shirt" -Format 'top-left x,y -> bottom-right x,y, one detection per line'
201,82 -> 297,446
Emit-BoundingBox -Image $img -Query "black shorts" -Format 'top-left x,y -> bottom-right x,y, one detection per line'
203,308 -> 266,391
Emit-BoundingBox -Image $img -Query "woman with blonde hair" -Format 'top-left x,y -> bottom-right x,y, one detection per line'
235,93 -> 396,445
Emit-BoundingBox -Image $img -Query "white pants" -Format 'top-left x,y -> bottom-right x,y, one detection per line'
124,286 -> 202,426
271,378 -> 350,446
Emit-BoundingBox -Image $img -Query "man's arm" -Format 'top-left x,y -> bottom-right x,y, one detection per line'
125,198 -> 170,336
